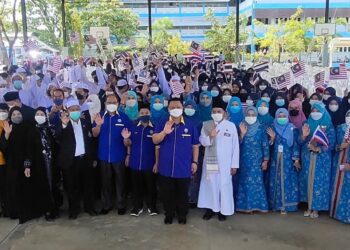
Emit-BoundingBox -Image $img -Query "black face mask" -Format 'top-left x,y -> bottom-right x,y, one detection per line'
76,92 -> 85,100
289,110 -> 299,116
117,86 -> 125,90
47,89 -> 51,97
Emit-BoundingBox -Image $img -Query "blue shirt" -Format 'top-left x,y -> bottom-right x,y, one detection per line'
155,116 -> 200,178
129,122 -> 156,171
94,111 -> 132,164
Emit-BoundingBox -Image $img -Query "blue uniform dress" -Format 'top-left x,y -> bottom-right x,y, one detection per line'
298,125 -> 335,211
269,127 -> 300,212
330,123 -> 350,223
236,122 -> 270,212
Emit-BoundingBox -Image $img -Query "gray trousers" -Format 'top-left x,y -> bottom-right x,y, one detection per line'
100,161 -> 126,210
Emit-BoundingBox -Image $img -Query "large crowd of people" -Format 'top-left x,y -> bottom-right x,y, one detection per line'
0,53 -> 349,226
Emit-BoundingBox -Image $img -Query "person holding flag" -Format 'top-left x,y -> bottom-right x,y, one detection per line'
298,103 -> 335,219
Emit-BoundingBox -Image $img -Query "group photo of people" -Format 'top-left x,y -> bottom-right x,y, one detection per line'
0,52 -> 349,227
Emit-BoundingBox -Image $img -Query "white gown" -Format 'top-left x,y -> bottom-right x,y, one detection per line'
197,119 -> 240,216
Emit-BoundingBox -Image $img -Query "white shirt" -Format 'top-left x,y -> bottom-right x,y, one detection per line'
71,119 -> 86,156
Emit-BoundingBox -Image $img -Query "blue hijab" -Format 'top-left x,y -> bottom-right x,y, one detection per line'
244,106 -> 260,137
307,102 -> 333,134
150,95 -> 167,123
184,99 -> 201,128
197,91 -> 213,122
227,96 -> 244,127
256,99 -> 274,126
125,91 -> 139,121
273,108 -> 294,147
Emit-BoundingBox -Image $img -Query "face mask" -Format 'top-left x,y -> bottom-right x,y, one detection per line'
311,111 -> 323,121
35,115 -> 46,125
245,116 -> 257,125
346,116 -> 350,125
277,117 -> 288,125
261,97 -> 270,103
53,98 -> 64,106
169,108 -> 183,118
211,90 -> 219,97
11,116 -> 23,124
258,107 -> 269,116
201,86 -> 208,91
246,100 -> 254,106
150,86 -> 159,92
323,94 -> 330,101
153,103 -> 164,111
289,110 -> 299,116
230,106 -> 240,113
222,95 -> 231,103
309,99 -> 319,106
211,113 -> 223,122
139,115 -> 150,123
275,99 -> 285,107
184,108 -> 195,117
126,99 -> 137,107
167,69 -> 173,73
64,92 -> 70,98
76,92 -> 85,100
259,85 -> 267,91
106,104 -> 118,113
13,80 -> 23,90
329,104 -> 339,112
69,111 -> 81,121
0,112 -> 8,121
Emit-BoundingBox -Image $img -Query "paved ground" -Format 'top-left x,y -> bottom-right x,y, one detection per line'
0,208 -> 349,250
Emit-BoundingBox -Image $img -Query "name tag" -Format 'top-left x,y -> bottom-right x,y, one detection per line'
182,134 -> 191,137
115,123 -> 125,127
207,163 -> 219,172
278,145 -> 283,153
224,132 -> 231,137
146,135 -> 153,138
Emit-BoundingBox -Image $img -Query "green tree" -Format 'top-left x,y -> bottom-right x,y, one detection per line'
203,8 -> 249,62
152,17 -> 173,50
167,34 -> 190,56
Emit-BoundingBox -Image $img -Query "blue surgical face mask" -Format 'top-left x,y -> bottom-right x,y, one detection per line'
277,117 -> 288,125
211,90 -> 219,97
53,99 -> 64,106
184,108 -> 195,117
69,111 -> 81,121
13,80 -> 23,90
139,115 -> 150,123
230,106 -> 240,113
275,99 -> 285,107
153,103 -> 164,111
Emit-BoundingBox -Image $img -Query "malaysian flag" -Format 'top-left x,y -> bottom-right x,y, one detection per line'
314,71 -> 325,88
275,72 -> 291,89
84,57 -> 91,65
84,35 -> 96,46
70,32 -> 80,44
330,64 -> 348,80
310,125 -> 329,147
189,41 -> 201,54
121,52 -> 130,60
344,125 -> 350,143
24,40 -> 40,51
169,75 -> 184,96
118,60 -> 127,71
291,62 -> 306,78
132,53 -> 144,72
253,61 -> 269,73
47,56 -> 62,74
137,69 -> 150,84
55,72 -> 65,88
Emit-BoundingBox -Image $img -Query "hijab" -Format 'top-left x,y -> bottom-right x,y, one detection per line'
288,99 -> 306,129
227,96 -> 244,127
274,108 -> 294,147
125,91 -> 139,121
326,96 -> 344,127
307,102 -> 333,134
184,99 -> 201,127
256,99 -> 274,126
150,95 -> 167,123
244,106 -> 260,137
197,91 -> 213,122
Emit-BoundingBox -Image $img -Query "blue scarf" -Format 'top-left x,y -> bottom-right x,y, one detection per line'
125,91 -> 139,121
197,91 -> 213,122
227,96 -> 244,127
256,99 -> 274,126
273,108 -> 294,147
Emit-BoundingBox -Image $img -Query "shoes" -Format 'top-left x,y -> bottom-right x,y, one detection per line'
130,208 -> 143,217
304,210 -> 311,217
68,214 -> 78,220
178,217 -> 187,225
45,212 -> 56,221
118,208 -> 126,215
218,213 -> 226,221
202,209 -> 214,220
164,216 -> 173,224
280,210 -> 287,215
99,208 -> 111,215
147,208 -> 158,216
310,211 -> 319,219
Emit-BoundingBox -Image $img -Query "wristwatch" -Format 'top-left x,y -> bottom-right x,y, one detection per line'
192,161 -> 198,165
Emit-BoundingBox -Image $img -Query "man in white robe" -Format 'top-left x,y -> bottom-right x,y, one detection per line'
197,99 -> 239,221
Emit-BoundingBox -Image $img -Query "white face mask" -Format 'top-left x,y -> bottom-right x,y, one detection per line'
246,100 -> 254,106
222,95 -> 231,103
309,99 -> 319,106
169,108 -> 183,118
245,116 -> 257,125
201,86 -> 208,91
211,113 -> 223,122
323,94 -> 330,101
311,111 -> 323,121
0,111 -> 8,121
126,99 -> 137,107
346,116 -> 350,125
35,115 -> 46,125
150,86 -> 159,92
106,104 -> 118,113
261,97 -> 270,103
259,85 -> 267,91
329,104 -> 339,112
258,107 -> 269,116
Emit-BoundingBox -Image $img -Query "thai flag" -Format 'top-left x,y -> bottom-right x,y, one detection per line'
253,61 -> 269,73
311,125 -> 329,147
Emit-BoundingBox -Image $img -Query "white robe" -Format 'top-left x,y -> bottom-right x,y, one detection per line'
197,119 -> 239,216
